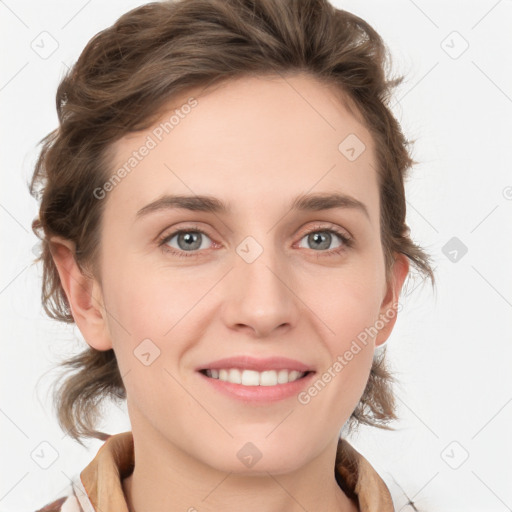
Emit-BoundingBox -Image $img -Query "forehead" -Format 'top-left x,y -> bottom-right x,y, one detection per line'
105,72 -> 379,223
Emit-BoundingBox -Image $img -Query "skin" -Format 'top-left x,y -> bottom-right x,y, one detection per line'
51,72 -> 409,512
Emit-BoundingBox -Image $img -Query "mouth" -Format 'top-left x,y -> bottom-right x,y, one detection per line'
199,368 -> 313,386
196,356 -> 316,402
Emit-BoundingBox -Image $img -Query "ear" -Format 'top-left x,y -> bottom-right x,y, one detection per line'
375,253 -> 409,347
49,235 -> 112,351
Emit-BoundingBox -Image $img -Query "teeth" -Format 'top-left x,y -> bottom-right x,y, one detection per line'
229,368 -> 241,384
205,368 -> 306,386
241,369 -> 259,386
278,369 -> 289,384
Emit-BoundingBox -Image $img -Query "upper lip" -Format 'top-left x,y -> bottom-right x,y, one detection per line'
197,356 -> 313,373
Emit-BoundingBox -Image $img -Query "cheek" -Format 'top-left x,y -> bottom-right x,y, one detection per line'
307,259 -> 385,345
301,265 -> 384,416
99,258 -> 213,405
102,254 -> 197,337
298,328 -> 375,437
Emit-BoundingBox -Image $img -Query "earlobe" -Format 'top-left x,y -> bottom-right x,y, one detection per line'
49,236 -> 113,351
375,253 -> 410,347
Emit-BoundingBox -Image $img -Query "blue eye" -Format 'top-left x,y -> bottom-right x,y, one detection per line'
157,223 -> 353,258
158,227 -> 213,257
296,226 -> 353,256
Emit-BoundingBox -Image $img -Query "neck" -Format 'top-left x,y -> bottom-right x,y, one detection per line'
122,426 -> 359,512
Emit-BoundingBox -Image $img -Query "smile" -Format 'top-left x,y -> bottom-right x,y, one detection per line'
201,368 -> 309,386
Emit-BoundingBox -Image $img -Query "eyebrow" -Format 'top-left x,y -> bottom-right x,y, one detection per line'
135,192 -> 370,220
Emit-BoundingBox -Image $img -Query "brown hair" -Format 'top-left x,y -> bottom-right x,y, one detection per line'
29,0 -> 435,445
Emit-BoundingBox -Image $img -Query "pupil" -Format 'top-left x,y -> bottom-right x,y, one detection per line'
310,232 -> 329,250
180,232 -> 200,250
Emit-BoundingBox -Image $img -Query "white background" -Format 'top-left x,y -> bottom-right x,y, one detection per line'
1,1 -> 511,511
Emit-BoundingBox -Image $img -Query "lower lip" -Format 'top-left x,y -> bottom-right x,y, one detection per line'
197,371 -> 316,403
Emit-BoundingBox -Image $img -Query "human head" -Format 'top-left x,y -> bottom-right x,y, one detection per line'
30,0 -> 435,447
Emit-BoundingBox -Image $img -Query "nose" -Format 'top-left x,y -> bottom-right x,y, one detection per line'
220,239 -> 300,338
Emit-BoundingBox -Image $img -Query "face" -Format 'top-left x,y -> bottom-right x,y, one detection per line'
76,72 -> 407,474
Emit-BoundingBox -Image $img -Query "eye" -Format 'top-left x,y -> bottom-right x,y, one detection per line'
296,224 -> 353,257
157,223 -> 353,259
158,226 -> 214,258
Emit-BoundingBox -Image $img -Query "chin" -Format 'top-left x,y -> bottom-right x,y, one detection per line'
197,437 -> 312,476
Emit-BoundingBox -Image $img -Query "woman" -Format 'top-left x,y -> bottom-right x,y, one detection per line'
31,0 -> 435,510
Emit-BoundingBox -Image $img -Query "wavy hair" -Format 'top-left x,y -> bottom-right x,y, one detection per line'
29,0 -> 435,445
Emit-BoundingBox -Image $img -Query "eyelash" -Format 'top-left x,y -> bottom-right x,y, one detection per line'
157,223 -> 353,259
